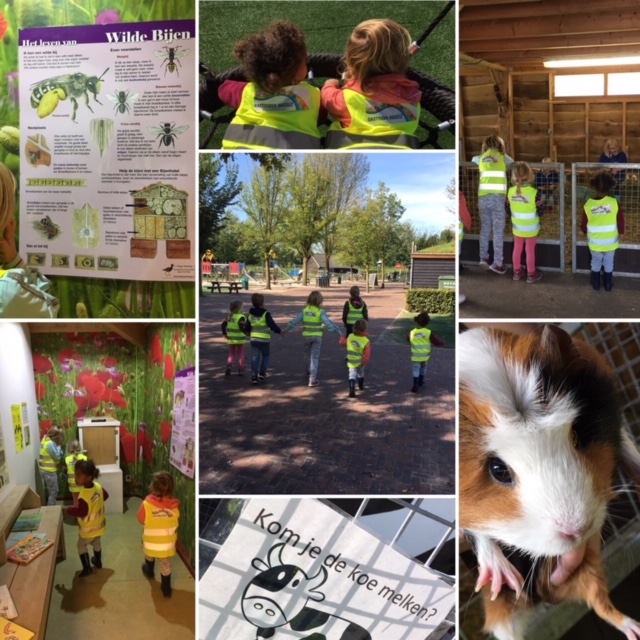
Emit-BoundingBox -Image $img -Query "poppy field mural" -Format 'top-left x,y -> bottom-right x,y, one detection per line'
1,0 -> 196,318
31,322 -> 196,566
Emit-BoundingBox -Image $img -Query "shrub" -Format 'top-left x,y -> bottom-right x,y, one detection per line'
405,288 -> 455,315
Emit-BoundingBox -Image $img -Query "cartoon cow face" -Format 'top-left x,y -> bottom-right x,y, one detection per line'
242,543 -> 327,630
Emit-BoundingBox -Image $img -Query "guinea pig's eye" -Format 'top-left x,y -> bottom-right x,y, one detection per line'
487,456 -> 515,486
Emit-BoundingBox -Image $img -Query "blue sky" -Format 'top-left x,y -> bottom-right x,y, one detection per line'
213,152 -> 456,233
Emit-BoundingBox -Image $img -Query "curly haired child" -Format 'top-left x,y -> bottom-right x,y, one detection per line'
139,470 -> 180,597
64,439 -> 88,508
219,20 -> 323,150
66,459 -> 109,576
322,19 -> 421,149
581,169 -> 625,292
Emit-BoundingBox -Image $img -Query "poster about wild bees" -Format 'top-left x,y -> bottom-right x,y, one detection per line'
170,366 -> 195,479
18,20 -> 196,282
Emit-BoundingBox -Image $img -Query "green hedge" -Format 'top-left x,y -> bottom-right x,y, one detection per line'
405,288 -> 455,315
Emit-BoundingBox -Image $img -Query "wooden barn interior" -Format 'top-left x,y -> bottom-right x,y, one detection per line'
460,0 -> 640,163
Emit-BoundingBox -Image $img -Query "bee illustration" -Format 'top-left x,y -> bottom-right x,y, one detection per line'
154,46 -> 190,77
30,68 -> 109,122
32,215 -> 61,241
106,89 -> 139,116
148,122 -> 189,148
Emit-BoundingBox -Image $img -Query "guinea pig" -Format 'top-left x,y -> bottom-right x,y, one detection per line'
459,324 -> 640,640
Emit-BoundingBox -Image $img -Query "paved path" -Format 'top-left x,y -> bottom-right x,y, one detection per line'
199,282 -> 455,496
460,265 -> 640,319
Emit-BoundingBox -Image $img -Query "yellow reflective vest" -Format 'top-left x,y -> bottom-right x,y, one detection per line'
410,327 -> 432,363
39,436 -> 59,473
222,82 -> 322,150
326,90 -> 420,149
346,334 -> 369,368
346,301 -> 364,325
302,305 -> 323,337
65,453 -> 88,493
478,150 -> 507,196
249,312 -> 270,341
584,196 -> 619,252
77,482 -> 106,539
142,500 -> 179,558
226,312 -> 246,345
508,185 -> 540,238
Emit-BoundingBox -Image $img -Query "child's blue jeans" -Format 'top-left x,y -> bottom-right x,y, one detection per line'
590,250 -> 615,273
251,341 -> 270,376
412,361 -> 428,379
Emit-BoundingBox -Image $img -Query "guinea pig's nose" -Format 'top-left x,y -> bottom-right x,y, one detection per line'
557,524 -> 588,542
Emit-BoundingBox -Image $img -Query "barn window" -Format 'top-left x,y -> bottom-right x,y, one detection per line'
555,74 -> 604,97
608,72 -> 640,96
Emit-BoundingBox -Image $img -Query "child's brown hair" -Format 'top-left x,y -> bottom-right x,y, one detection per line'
353,319 -> 368,334
306,290 -> 323,307
46,426 -> 65,446
149,470 -> 174,498
590,169 -> 616,195
414,311 -> 430,328
510,161 -> 535,196
344,19 -> 412,93
0,162 -> 16,236
229,299 -> 243,315
234,20 -> 307,93
251,293 -> 265,308
66,439 -> 82,455
349,285 -> 360,298
481,135 -> 505,154
75,459 -> 100,480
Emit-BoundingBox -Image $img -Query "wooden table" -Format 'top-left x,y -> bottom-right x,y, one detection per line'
204,280 -> 241,293
0,486 -> 65,639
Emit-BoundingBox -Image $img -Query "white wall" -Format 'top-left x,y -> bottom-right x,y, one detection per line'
0,323 -> 38,503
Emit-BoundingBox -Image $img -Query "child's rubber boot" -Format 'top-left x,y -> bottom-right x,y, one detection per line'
418,375 -> 425,387
591,271 -> 601,291
161,574 -> 172,598
604,272 -> 613,291
142,558 -> 155,578
79,553 -> 92,577
411,377 -> 419,393
91,550 -> 102,569
349,380 -> 356,398
357,377 -> 364,391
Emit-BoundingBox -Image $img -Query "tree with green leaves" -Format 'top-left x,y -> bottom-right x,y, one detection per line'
241,161 -> 290,289
199,155 -> 242,293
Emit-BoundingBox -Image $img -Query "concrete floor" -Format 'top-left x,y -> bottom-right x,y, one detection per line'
46,497 -> 195,640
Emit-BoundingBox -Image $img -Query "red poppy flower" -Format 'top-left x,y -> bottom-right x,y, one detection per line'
186,324 -> 193,345
0,14 -> 8,41
150,333 -> 163,367
143,437 -> 154,464
78,374 -> 106,404
120,433 -> 137,464
164,353 -> 175,381
119,424 -> 128,437
34,381 -> 45,400
96,370 -> 122,387
48,372 -> 58,385
33,353 -> 53,374
101,356 -> 118,368
39,420 -> 52,440
58,348 -> 82,369
101,387 -> 127,408
161,420 -> 172,444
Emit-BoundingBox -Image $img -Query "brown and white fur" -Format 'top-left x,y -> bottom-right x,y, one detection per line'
459,324 -> 640,640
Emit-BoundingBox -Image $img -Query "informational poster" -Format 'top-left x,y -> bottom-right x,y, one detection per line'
11,404 -> 24,453
170,366 -> 195,478
200,499 -> 456,640
20,403 -> 31,447
0,415 -> 8,488
19,20 -> 196,282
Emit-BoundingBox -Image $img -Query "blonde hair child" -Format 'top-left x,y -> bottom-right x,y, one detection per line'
221,299 -> 247,376
65,439 -> 88,508
39,426 -> 65,506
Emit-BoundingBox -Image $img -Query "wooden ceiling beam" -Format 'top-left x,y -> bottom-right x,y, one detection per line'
461,14 -> 640,41
461,0 -> 638,20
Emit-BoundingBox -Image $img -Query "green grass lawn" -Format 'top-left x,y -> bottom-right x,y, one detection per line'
199,0 -> 455,148
379,310 -> 455,349
420,241 -> 456,254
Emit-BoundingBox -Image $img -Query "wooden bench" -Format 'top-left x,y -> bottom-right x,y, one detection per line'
0,485 -> 65,639
205,280 -> 241,294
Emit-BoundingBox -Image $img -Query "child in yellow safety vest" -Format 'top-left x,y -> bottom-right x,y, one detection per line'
246,293 -> 284,385
340,319 -> 371,398
221,299 -> 248,376
507,161 -> 544,284
64,439 -> 88,508
39,426 -> 65,506
322,19 -> 422,150
407,311 -> 444,393
66,459 -> 108,577
138,471 -> 180,598
581,169 -> 625,292
219,20 -> 324,150
284,290 -> 343,387
341,285 -> 369,337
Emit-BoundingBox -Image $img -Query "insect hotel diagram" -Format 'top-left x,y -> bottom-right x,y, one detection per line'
18,19 -> 196,282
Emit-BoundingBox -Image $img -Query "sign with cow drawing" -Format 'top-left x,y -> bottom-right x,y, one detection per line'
199,498 -> 455,639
